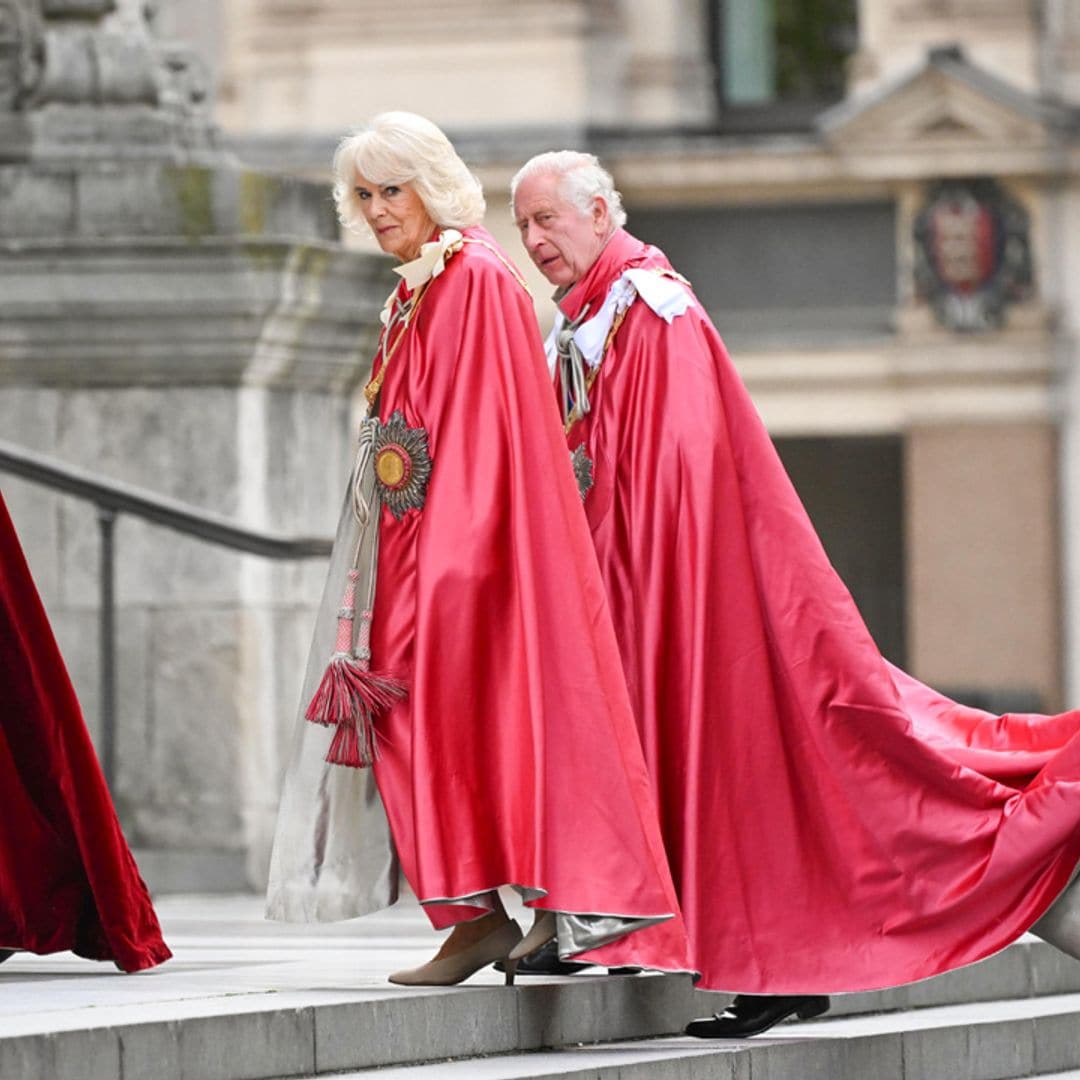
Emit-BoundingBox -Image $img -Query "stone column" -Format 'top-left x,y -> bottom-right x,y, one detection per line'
1053,178 -> 1080,708
905,424 -> 1062,711
0,0 -> 386,889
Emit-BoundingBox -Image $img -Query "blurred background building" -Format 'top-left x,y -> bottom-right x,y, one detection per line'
3,0 -> 1080,889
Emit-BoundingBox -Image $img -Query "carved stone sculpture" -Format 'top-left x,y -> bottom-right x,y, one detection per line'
0,0 -> 208,115
0,1 -> 43,111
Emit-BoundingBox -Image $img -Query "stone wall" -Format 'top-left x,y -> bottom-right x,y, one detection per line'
197,0 -> 714,138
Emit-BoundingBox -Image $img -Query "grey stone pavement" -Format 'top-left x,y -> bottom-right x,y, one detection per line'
4,892 -> 1080,1079
0,892 -> 508,1033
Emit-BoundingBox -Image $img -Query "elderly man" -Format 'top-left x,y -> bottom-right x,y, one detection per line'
509,150 -> 1080,1038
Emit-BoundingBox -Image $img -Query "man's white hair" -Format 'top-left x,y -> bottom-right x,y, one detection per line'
333,111 -> 486,233
510,150 -> 627,229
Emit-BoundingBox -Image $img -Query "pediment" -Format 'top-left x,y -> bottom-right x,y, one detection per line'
819,49 -> 1054,152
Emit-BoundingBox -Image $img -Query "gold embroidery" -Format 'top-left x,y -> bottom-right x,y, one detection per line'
363,278 -> 434,408
462,237 -> 531,293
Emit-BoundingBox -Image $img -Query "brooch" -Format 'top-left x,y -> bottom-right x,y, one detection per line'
373,410 -> 433,519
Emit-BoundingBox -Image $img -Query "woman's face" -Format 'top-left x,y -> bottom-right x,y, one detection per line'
354,173 -> 436,262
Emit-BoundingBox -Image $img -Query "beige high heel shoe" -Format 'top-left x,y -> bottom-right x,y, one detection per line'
388,918 -> 524,987
508,909 -> 556,961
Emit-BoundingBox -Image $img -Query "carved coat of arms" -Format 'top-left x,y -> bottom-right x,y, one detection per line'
913,178 -> 1033,332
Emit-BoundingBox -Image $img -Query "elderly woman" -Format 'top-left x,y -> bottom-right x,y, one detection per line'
266,112 -> 687,986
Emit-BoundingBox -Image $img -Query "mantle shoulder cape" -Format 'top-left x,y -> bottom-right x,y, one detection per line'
0,493 -> 171,972
268,228 -> 688,973
557,228 -> 1080,993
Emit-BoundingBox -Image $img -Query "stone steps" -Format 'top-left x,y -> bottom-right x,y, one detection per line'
2,896 -> 1079,1080
291,993 -> 1080,1080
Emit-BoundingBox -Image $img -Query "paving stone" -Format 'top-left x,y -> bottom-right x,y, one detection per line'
755,1032 -> 904,1080
0,1034 -> 51,1080
1033,1010 -> 1080,1074
316,989 -> 518,1072
1032,939 -> 1080,996
964,1015 -> 1036,1080
514,971 -> 696,1050
116,1018 -> 183,1080
906,942 -> 1032,1008
177,1008 -> 314,1080
0,1028 -> 120,1080
898,1010 -> 997,1080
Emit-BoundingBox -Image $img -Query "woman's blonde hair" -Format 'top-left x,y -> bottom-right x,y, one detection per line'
332,112 -> 486,232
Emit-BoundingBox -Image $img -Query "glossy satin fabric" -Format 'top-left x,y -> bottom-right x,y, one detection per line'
559,228 -> 1080,993
0,493 -> 170,972
270,228 -> 689,972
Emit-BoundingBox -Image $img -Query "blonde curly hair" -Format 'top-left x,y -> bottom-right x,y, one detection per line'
332,112 -> 486,233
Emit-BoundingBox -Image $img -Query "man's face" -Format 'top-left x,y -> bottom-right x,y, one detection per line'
513,172 -> 611,288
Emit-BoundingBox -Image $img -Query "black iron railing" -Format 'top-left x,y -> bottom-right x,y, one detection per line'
0,439 -> 333,789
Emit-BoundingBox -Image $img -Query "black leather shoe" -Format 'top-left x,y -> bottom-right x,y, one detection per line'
493,938 -> 644,977
684,994 -> 830,1038
493,938 -> 593,976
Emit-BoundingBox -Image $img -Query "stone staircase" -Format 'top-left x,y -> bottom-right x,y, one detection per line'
1,896 -> 1079,1080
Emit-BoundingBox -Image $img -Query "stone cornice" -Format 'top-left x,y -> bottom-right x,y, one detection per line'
240,0 -> 585,49
0,237 -> 387,391
735,333 -> 1062,435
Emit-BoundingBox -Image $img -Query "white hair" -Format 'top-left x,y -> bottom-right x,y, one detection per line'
510,150 -> 627,229
332,111 -> 486,232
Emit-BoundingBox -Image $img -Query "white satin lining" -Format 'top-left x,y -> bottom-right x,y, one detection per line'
418,885 -> 673,958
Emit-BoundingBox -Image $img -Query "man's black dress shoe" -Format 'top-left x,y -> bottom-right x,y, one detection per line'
684,994 -> 830,1038
493,939 -> 593,976
493,938 -> 642,977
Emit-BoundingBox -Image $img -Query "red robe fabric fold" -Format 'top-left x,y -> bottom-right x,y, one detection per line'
559,228 -> 1080,992
0,493 -> 170,972
366,228 -> 688,971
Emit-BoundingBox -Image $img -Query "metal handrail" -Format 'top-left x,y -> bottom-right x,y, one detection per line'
0,439 -> 333,557
0,438 -> 333,790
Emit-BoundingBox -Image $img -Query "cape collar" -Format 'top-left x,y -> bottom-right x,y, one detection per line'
556,229 -> 649,320
379,228 -> 466,326
392,228 -> 465,292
